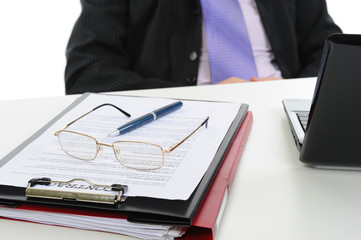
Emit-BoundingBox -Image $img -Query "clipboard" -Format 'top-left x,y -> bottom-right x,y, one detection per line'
0,111 -> 253,240
0,93 -> 249,226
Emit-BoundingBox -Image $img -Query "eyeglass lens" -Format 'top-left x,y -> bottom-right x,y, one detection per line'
113,141 -> 164,170
57,131 -> 98,160
57,131 -> 164,170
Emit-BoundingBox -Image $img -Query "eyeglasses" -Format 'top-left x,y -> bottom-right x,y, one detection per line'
55,104 -> 209,170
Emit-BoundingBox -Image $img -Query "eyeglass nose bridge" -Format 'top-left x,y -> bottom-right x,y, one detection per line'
98,142 -> 112,152
97,142 -> 113,148
96,142 -> 114,159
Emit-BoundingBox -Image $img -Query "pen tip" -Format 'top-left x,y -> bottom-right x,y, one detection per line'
108,131 -> 117,137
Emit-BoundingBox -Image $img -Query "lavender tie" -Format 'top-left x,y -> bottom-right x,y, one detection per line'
200,0 -> 258,84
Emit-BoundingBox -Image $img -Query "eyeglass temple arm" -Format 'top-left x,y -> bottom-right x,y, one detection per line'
166,117 -> 209,153
62,103 -> 131,130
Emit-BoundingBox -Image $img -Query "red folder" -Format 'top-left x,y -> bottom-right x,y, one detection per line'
0,111 -> 253,239
181,111 -> 253,240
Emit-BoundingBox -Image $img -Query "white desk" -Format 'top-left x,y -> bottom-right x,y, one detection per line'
1,78 -> 361,240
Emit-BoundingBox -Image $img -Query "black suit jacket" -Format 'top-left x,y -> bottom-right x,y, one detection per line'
65,0 -> 341,94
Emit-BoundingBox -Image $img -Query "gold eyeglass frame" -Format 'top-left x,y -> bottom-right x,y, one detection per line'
54,103 -> 209,170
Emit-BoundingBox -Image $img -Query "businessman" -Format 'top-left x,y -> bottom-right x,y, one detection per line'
65,0 -> 341,94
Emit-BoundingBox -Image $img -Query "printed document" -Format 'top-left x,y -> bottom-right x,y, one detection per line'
0,94 -> 241,200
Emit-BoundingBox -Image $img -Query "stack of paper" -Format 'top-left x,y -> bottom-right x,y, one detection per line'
0,205 -> 187,240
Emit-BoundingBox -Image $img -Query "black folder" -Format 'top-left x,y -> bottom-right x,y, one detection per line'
0,93 -> 249,226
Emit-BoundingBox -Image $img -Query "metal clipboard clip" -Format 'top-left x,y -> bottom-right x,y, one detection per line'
26,178 -> 128,205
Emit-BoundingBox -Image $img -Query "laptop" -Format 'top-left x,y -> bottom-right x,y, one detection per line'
283,34 -> 361,168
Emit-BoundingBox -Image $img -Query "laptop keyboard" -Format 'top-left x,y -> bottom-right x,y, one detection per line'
296,111 -> 309,132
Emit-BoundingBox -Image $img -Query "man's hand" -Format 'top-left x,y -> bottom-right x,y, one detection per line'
250,76 -> 282,82
217,77 -> 248,84
217,76 -> 282,84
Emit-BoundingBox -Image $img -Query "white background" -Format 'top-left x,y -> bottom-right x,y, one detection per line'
0,0 -> 360,101
0,1 -> 81,101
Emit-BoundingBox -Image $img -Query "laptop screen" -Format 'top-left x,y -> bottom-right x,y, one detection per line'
299,34 -> 361,167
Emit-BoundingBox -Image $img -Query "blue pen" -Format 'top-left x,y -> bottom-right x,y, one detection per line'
108,101 -> 183,137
